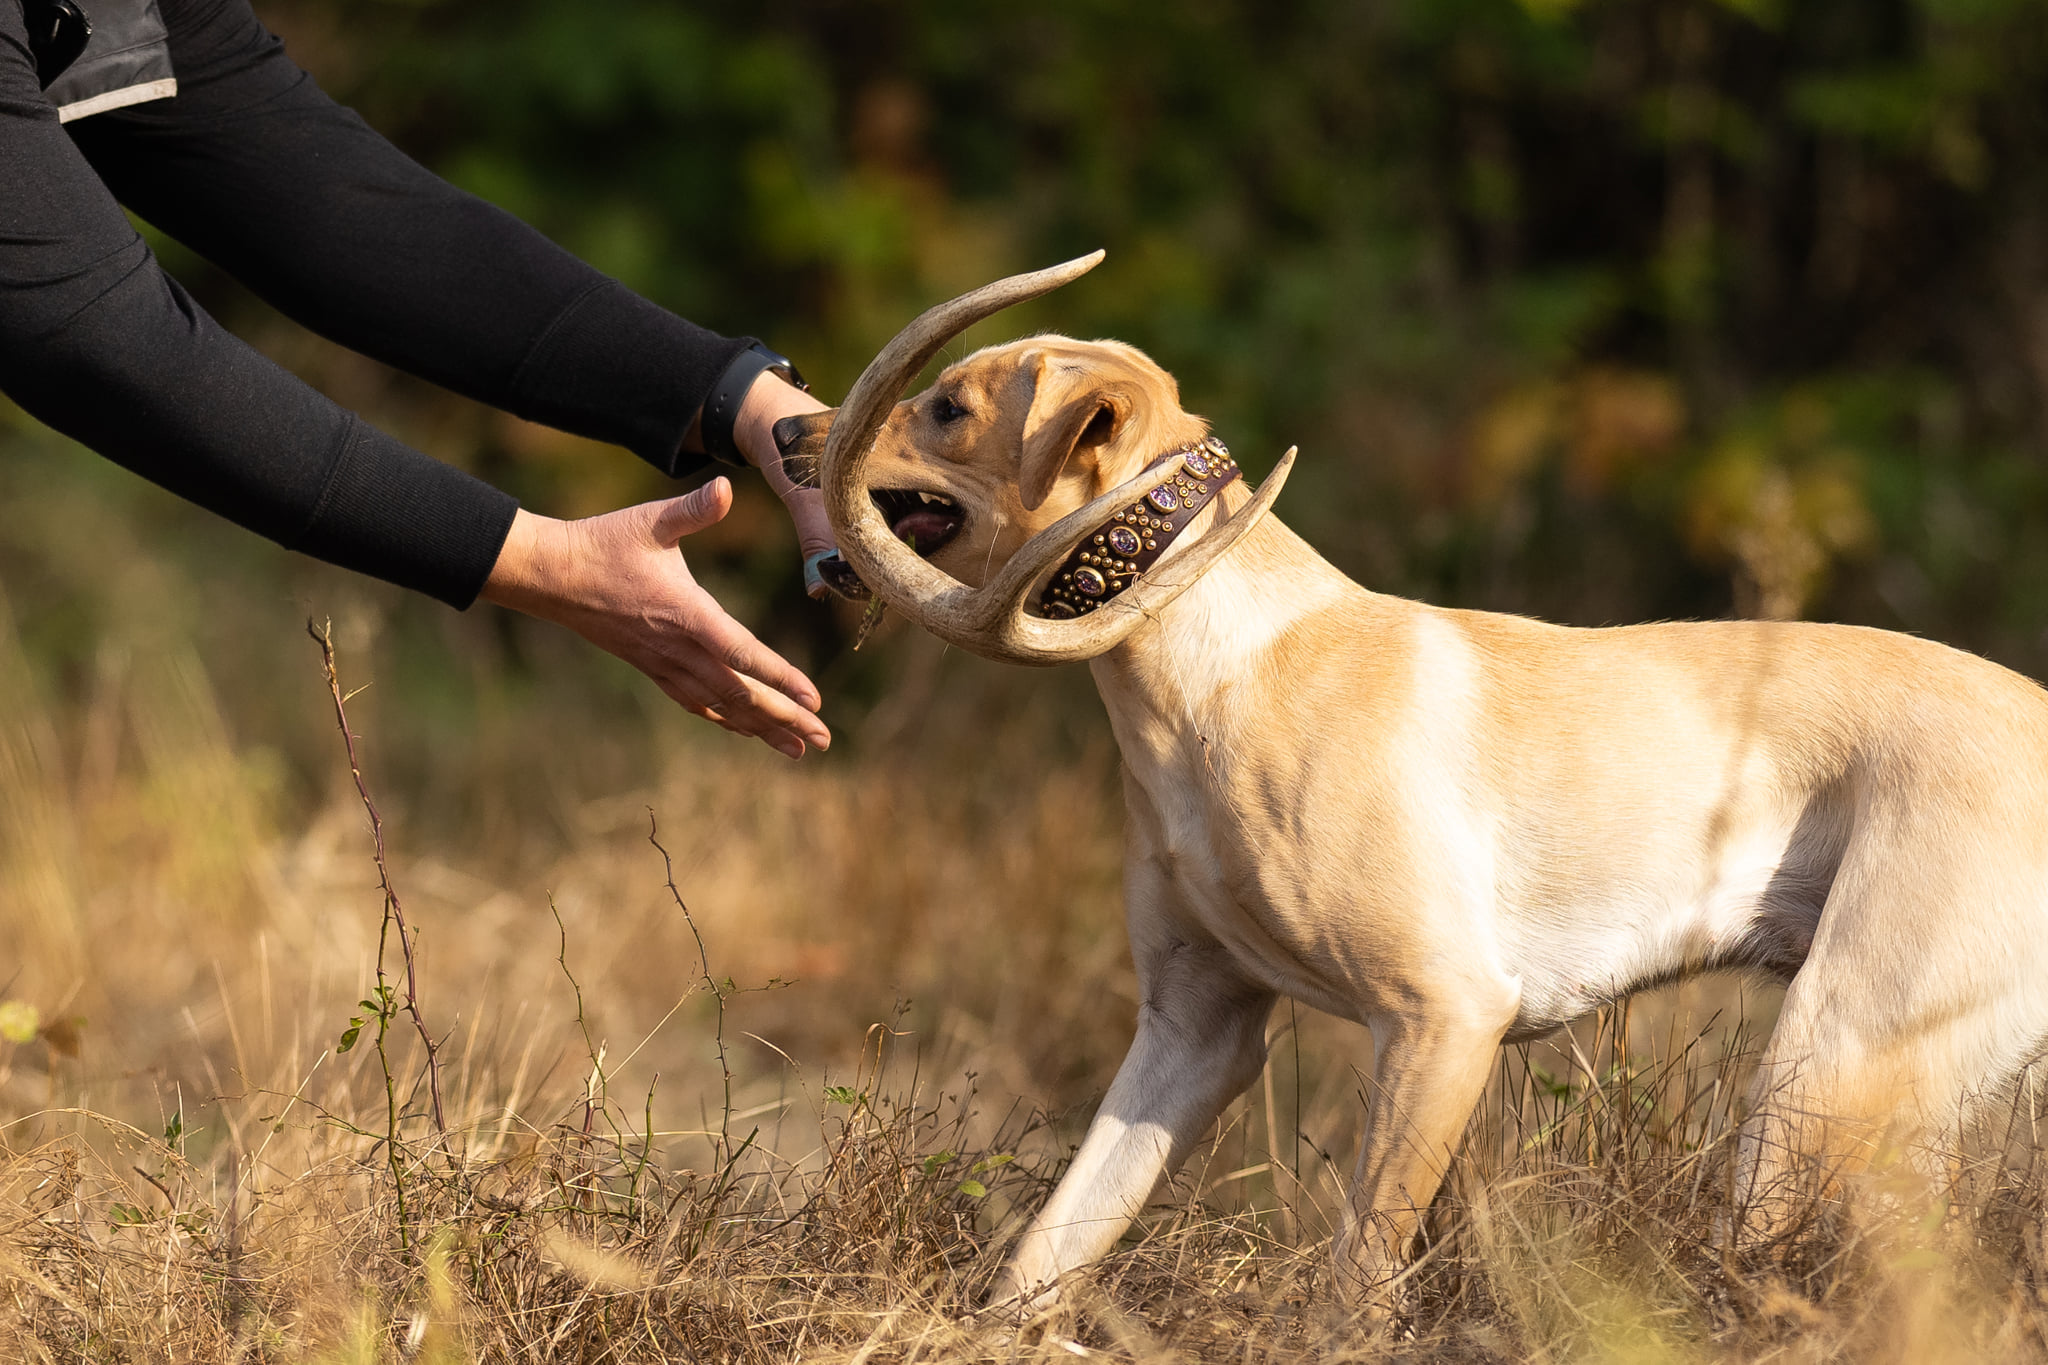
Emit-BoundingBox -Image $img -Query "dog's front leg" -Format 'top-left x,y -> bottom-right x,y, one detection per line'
1333,995 -> 1515,1312
991,929 -> 1275,1309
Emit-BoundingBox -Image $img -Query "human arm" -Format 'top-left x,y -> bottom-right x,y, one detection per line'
0,4 -> 513,606
0,7 -> 828,754
65,0 -> 761,483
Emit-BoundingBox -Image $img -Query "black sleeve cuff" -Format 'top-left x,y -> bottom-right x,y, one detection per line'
295,416 -> 520,609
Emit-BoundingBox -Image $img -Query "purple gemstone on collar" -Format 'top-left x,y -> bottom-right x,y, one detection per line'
1184,450 -> 1211,478
1147,485 -> 1181,513
1073,566 -> 1108,597
1107,525 -> 1142,555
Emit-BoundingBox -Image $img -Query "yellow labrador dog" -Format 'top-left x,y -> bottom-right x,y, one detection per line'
785,254 -> 2048,1310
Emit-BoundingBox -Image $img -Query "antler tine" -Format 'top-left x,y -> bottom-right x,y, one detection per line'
991,447 -> 1299,665
822,252 -> 1108,643
970,451 -> 1191,630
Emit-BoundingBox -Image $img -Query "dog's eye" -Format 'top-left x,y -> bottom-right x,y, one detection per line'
932,395 -> 970,424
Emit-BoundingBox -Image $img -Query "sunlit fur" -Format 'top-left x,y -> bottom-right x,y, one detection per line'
858,334 -> 2048,1312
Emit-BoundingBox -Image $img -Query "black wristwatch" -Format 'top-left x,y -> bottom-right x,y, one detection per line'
24,0 -> 92,89
700,342 -> 809,468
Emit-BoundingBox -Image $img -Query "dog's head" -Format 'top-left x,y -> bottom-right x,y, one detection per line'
789,254 -> 1295,665
780,336 -> 1201,587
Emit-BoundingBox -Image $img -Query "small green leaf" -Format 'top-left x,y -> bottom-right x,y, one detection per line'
337,1017 -> 365,1054
956,1179 -> 988,1198
922,1150 -> 957,1174
164,1110 -> 183,1149
971,1153 -> 1015,1175
823,1085 -> 865,1107
0,1000 -> 39,1045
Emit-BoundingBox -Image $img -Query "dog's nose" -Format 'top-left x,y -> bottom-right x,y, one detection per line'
773,409 -> 836,489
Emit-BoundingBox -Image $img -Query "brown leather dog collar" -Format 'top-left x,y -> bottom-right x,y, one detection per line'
1035,437 -> 1243,619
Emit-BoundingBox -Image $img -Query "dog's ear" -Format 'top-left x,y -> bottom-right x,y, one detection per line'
1019,358 -> 1127,511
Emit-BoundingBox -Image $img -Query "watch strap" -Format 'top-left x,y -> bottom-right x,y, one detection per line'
700,342 -> 805,468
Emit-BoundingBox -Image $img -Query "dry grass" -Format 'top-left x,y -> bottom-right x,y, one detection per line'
5,576 -> 2048,1360
9,959 -> 2048,1364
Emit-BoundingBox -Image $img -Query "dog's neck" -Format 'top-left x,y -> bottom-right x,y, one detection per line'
1087,478 -> 1362,753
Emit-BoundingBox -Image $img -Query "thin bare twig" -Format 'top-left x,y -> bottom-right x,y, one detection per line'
309,619 -> 447,1137
648,811 -> 733,1157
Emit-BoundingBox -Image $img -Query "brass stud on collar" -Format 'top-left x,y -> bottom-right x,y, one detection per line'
1033,436 -> 1245,620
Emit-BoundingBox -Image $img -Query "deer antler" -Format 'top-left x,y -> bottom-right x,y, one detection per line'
821,253 -> 1295,665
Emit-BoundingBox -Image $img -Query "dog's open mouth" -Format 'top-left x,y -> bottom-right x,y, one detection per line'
871,489 -> 965,556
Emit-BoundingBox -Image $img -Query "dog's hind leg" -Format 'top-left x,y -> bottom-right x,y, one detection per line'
990,928 -> 1275,1310
1732,831 -> 2048,1241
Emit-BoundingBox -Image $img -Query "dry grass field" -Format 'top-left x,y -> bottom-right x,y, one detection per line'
3,426 -> 2048,1363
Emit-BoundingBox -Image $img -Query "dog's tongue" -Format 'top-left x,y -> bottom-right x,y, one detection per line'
891,508 -> 956,546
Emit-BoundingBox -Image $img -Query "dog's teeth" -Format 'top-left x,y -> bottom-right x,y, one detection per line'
918,492 -> 944,505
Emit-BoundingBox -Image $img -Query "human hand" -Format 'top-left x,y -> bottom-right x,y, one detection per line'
481,484 -> 831,758
731,371 -> 838,598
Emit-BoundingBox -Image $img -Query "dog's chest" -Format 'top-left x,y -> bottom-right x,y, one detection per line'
1119,759 -> 1376,1016
1109,705 -> 1442,1019
1093,597 -> 1476,1017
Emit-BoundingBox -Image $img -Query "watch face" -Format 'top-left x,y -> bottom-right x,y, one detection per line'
28,0 -> 91,87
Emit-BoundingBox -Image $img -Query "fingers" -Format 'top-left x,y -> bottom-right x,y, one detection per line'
640,596 -> 827,755
683,701 -> 809,757
649,478 -> 734,547
682,600 -> 825,719
783,486 -> 836,558
781,486 -> 841,599
749,399 -> 842,600
657,647 -> 826,758
631,488 -> 829,744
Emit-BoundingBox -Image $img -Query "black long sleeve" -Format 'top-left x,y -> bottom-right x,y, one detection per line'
1,0 -> 750,607
68,0 -> 753,473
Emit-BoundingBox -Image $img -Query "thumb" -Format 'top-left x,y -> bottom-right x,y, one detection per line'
650,477 -> 733,547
